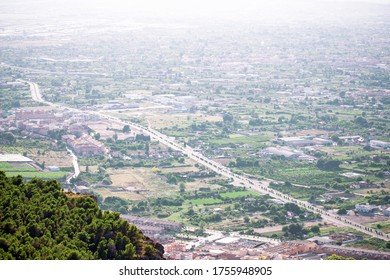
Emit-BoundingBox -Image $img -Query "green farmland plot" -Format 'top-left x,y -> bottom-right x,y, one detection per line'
188,198 -> 224,206
272,167 -> 342,186
0,162 -> 13,170
186,190 -> 259,206
220,190 -> 259,199
241,163 -> 343,186
209,134 -> 271,147
269,183 -> 327,201
5,171 -> 68,180
0,162 -> 37,172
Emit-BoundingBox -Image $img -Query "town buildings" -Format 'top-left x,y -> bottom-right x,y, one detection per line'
63,134 -> 106,157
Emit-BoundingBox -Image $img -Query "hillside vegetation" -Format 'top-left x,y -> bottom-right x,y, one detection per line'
0,171 -> 164,260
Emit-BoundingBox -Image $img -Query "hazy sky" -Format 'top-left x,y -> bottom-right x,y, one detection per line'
1,0 -> 389,27
50,0 -> 390,11
4,0 -> 390,12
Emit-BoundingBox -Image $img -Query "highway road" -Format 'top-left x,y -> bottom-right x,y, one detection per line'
25,81 -> 390,241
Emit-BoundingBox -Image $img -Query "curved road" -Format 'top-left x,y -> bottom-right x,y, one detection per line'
65,147 -> 80,184
25,80 -> 389,241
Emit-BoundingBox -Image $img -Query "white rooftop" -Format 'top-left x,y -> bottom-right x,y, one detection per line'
307,236 -> 333,244
209,249 -> 225,255
0,154 -> 33,162
215,237 -> 240,245
278,137 -> 307,141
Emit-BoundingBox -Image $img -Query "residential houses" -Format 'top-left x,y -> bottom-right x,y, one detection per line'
63,134 -> 106,157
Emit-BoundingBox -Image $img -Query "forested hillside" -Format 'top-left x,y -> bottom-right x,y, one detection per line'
0,171 -> 164,260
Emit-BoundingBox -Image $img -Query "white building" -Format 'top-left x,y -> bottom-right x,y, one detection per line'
339,136 -> 364,145
312,138 -> 333,146
355,204 -> 380,215
276,137 -> 314,147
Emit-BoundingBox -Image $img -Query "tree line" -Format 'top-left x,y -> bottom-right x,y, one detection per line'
0,171 -> 164,260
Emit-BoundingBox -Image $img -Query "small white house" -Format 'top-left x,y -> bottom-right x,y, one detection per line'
48,166 -> 60,171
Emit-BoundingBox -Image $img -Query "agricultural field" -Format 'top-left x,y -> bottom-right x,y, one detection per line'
269,182 -> 327,201
208,133 -> 271,148
79,165 -> 99,173
354,187 -> 390,195
97,163 -> 225,202
92,186 -> 144,201
0,162 -> 36,172
28,150 -> 73,168
317,145 -> 382,160
271,167 -> 342,186
363,220 -> 390,234
188,197 -> 224,206
125,180 -> 322,230
104,167 -> 178,199
346,238 -> 390,252
175,178 -> 222,193
158,165 -> 199,173
4,171 -> 68,180
239,161 -> 347,187
220,190 -> 260,199
0,138 -> 72,169
0,145 -> 27,154
1,162 -> 68,180
144,112 -> 222,130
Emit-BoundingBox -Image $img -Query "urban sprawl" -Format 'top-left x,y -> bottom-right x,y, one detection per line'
0,1 -> 389,260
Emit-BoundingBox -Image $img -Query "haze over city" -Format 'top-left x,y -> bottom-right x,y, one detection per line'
1,0 -> 390,25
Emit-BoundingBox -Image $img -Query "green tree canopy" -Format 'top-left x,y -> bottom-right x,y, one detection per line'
0,172 -> 163,260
